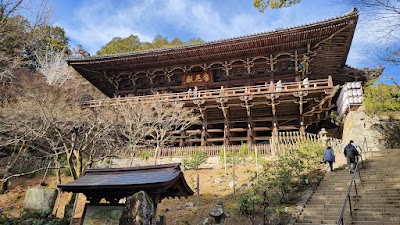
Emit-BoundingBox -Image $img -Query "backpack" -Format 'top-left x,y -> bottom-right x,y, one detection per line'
344,144 -> 358,157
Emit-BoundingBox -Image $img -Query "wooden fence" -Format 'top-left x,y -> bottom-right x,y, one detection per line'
0,132 -> 342,175
0,156 -> 52,174
135,131 -> 342,159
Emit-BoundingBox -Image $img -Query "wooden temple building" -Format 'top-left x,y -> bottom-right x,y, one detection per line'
68,9 -> 374,147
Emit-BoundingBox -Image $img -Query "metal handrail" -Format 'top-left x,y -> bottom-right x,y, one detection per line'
337,157 -> 362,225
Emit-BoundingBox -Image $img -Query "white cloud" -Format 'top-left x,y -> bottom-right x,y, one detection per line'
54,0 -> 396,71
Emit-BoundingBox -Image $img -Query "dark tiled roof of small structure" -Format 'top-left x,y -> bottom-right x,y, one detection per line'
58,163 -> 193,200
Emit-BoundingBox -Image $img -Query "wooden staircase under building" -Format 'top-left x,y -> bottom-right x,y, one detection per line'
292,149 -> 400,225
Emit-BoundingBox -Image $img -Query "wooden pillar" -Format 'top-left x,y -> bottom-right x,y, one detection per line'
224,118 -> 230,146
240,94 -> 253,146
247,118 -> 253,146
294,90 -> 308,134
272,116 -> 279,136
299,116 -> 305,134
150,193 -> 160,225
179,131 -> 185,147
194,98 -> 206,146
217,96 -> 229,145
266,93 -> 279,141
201,114 -> 207,146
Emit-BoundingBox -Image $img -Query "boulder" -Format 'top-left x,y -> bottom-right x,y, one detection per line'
23,188 -> 58,213
119,191 -> 154,225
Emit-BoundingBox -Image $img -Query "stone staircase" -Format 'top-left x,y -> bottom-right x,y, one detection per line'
293,149 -> 400,225
351,150 -> 400,225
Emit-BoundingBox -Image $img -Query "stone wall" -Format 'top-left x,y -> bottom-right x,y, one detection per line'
342,106 -> 384,151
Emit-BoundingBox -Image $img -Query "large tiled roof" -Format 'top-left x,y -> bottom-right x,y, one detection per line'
68,9 -> 359,97
68,8 -> 358,65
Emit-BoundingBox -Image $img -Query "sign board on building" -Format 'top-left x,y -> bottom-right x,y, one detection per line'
182,72 -> 213,85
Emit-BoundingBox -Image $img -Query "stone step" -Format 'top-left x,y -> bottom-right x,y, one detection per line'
352,221 -> 400,225
312,190 -> 357,195
355,211 -> 400,217
300,215 -> 340,221
356,197 -> 400,202
352,186 -> 400,190
361,172 -> 400,176
355,205 -> 400,208
303,200 -> 346,205
294,223 -> 337,225
309,195 -> 357,200
315,186 -> 356,191
303,203 -> 343,209
294,149 -> 400,225
355,189 -> 400,194
300,211 -> 342,216
353,216 -> 400,222
357,197 -> 400,202
296,218 -> 338,224
317,183 -> 358,187
355,208 -> 400,213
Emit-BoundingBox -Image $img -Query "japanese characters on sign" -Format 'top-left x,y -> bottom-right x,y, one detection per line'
182,72 -> 213,85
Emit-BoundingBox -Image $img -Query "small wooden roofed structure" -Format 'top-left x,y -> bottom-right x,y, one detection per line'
57,163 -> 193,208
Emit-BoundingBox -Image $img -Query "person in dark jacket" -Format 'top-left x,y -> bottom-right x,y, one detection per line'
323,146 -> 335,172
344,140 -> 359,173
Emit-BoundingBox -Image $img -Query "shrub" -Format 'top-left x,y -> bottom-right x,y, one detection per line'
295,140 -> 323,171
238,193 -> 254,215
2,210 -> 69,225
377,120 -> 400,148
182,150 -> 207,170
363,83 -> 400,116
219,142 -> 249,166
137,150 -> 152,161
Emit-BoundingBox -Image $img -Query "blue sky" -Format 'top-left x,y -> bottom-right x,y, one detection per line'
52,0 -> 399,83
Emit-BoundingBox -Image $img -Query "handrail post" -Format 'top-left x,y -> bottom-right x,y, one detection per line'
348,194 -> 353,220
353,178 -> 358,198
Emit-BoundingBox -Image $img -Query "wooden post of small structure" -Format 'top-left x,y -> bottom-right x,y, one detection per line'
153,193 -> 160,225
223,145 -> 227,175
69,193 -> 79,225
197,174 -> 200,225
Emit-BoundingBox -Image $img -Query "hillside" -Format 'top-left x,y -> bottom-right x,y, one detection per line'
0,163 -> 325,225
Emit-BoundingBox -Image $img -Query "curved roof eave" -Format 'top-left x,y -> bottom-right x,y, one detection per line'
67,8 -> 359,65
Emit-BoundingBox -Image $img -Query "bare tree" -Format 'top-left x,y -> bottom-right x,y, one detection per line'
147,101 -> 199,164
34,45 -> 74,86
0,74 -> 117,183
0,0 -> 52,83
71,44 -> 90,58
253,0 -> 301,12
344,1 -> 400,65
109,101 -> 155,166
108,100 -> 199,165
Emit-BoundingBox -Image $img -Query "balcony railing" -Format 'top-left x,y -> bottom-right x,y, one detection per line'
82,77 -> 334,108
